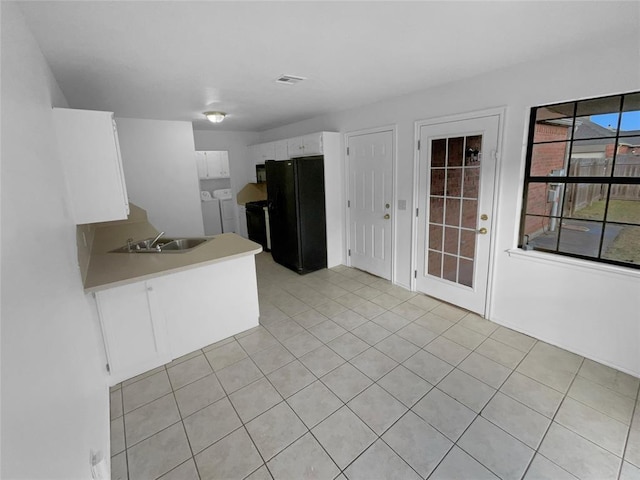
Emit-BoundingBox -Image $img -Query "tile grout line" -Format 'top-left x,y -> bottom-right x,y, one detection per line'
519,356 -> 586,480
616,381 -> 639,480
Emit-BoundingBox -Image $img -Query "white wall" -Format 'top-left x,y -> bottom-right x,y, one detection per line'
116,118 -> 205,237
258,34 -> 640,376
1,3 -> 109,478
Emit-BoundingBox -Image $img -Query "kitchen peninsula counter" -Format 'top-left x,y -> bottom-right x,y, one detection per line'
83,205 -> 263,384
84,231 -> 262,293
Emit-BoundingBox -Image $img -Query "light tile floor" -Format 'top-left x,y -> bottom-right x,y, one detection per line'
111,253 -> 640,480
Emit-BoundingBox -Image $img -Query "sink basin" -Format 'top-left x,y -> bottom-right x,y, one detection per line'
157,238 -> 208,251
109,237 -> 211,253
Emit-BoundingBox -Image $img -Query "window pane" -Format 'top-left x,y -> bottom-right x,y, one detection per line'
524,182 -> 565,217
431,139 -> 446,167
533,103 -> 574,143
448,137 -> 464,167
601,224 -> 640,265
569,140 -> 613,177
557,220 -> 603,258
620,92 -> 640,138
530,142 -> 569,177
522,215 -> 559,249
575,96 -> 621,139
605,196 -> 640,224
613,157 -> 640,177
563,184 -> 608,220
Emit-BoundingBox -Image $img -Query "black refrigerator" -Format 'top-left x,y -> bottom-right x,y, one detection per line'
266,156 -> 327,274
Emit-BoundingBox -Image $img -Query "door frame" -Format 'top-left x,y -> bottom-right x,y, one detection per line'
344,125 -> 398,283
411,107 -> 506,318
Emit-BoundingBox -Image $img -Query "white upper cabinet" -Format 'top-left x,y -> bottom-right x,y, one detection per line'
274,140 -> 288,160
53,108 -> 129,224
256,142 -> 276,164
196,151 -> 230,179
287,133 -> 323,158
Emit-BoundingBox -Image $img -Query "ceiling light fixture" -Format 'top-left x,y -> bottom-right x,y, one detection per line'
204,111 -> 226,123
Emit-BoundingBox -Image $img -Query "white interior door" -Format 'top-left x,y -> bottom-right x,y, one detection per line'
416,115 -> 499,315
347,130 -> 393,279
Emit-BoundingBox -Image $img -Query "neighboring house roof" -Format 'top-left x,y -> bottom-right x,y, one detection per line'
573,119 -> 640,146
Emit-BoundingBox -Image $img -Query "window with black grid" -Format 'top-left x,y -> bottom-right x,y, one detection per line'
519,91 -> 640,269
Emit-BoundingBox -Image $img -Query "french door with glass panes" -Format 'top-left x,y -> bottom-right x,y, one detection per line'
415,114 -> 500,315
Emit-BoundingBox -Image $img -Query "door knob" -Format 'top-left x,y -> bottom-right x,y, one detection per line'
384,214 -> 390,220
478,227 -> 488,234
480,214 -> 489,221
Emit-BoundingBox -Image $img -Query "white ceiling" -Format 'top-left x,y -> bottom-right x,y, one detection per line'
18,1 -> 640,132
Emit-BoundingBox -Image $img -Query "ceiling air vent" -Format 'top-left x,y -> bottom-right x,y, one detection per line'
275,74 -> 307,85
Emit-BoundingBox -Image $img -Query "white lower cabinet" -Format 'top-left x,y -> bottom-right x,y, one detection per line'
95,281 -> 171,384
95,256 -> 260,386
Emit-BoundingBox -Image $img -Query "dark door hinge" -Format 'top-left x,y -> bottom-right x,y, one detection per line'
416,208 -> 419,217
106,363 -> 110,373
347,146 -> 350,155
348,249 -> 351,256
417,140 -> 421,150
414,270 -> 417,278
347,200 -> 350,208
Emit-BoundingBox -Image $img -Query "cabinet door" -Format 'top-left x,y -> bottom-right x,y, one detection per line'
259,142 -> 276,162
205,151 -> 220,178
248,145 -> 260,167
219,151 -> 230,177
287,137 -> 304,158
53,108 -> 129,224
274,140 -> 288,160
95,281 -> 171,385
195,152 -> 208,179
303,133 -> 323,156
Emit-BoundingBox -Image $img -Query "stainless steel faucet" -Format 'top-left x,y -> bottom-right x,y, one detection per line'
149,231 -> 165,248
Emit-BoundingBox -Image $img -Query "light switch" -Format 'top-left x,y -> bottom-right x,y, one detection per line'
397,199 -> 407,210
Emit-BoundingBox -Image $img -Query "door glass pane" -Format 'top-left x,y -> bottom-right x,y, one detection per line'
458,259 -> 474,287
427,134 -> 482,288
443,254 -> 457,282
430,197 -> 444,224
430,169 -> 445,196
463,168 -> 480,198
429,224 -> 443,250
428,251 -> 442,277
431,139 -> 447,167
444,227 -> 459,255
448,137 -> 464,167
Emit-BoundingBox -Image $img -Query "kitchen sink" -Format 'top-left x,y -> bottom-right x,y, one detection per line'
109,237 -> 211,253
